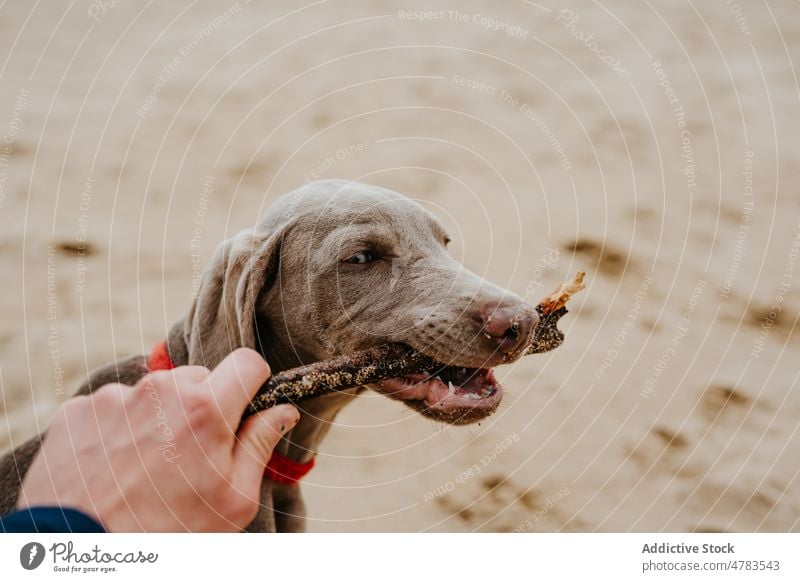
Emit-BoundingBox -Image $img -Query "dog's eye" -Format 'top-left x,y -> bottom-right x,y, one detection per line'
345,251 -> 376,264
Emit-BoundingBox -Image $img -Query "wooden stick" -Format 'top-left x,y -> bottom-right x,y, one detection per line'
246,271 -> 586,415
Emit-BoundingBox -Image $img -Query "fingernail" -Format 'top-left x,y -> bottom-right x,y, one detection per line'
276,404 -> 299,433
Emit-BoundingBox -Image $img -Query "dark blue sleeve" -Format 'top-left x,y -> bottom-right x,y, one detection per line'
0,507 -> 106,533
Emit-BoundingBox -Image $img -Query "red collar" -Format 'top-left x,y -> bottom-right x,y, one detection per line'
148,340 -> 314,485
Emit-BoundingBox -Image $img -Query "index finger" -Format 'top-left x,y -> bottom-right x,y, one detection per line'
207,348 -> 271,426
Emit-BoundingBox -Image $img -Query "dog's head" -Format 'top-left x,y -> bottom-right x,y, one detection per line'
185,180 -> 536,425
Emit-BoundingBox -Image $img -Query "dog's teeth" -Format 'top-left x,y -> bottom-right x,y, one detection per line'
463,392 -> 482,400
447,381 -> 456,396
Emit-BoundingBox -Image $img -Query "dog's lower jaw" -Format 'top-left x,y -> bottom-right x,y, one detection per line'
373,378 -> 503,426
406,398 -> 502,425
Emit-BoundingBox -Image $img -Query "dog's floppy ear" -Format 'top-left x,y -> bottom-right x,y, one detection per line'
182,226 -> 284,369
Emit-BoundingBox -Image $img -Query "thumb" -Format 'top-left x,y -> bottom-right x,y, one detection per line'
231,404 -> 299,493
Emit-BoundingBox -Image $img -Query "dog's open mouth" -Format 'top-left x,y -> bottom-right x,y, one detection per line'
375,361 -> 502,422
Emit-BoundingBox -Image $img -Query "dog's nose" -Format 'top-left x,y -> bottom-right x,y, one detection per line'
477,301 -> 538,356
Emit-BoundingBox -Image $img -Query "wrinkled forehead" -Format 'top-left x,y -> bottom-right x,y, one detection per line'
311,195 -> 449,254
260,180 -> 448,242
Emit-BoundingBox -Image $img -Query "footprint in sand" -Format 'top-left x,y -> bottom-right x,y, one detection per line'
627,425 -> 696,478
54,240 -> 97,256
434,475 -> 581,532
564,239 -> 630,278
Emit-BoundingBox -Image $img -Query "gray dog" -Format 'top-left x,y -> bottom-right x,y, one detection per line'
0,179 -> 537,532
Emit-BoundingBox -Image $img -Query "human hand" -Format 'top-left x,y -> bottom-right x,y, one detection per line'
17,348 -> 298,532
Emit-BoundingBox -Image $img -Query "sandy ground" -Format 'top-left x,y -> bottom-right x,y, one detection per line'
1,0 -> 799,532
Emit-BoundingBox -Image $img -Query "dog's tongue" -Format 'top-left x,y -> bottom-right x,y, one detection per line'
377,373 -> 431,400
